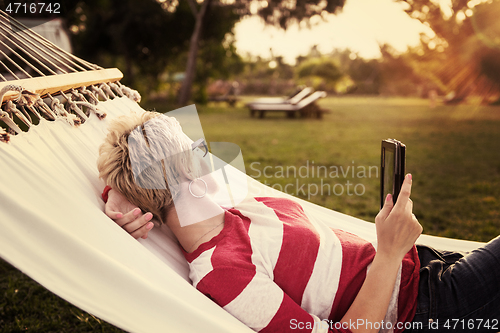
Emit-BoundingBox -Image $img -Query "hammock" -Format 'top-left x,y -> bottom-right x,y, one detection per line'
0,11 -> 484,333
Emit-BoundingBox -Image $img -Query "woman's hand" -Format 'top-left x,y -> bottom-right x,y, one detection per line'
104,188 -> 154,239
340,174 -> 422,332
375,174 -> 422,261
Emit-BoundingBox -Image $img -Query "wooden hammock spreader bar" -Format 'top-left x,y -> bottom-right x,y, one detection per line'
0,68 -> 123,103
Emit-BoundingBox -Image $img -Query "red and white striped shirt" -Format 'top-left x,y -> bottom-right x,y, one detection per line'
183,197 -> 420,333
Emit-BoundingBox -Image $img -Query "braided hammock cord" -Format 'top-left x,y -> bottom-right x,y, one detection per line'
0,10 -> 141,142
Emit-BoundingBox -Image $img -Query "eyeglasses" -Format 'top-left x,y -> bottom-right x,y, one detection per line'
191,138 -> 208,157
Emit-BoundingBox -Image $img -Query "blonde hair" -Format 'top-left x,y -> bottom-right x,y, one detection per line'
97,111 -> 200,224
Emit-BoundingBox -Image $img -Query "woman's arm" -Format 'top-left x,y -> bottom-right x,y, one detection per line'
103,187 -> 154,239
340,174 -> 422,333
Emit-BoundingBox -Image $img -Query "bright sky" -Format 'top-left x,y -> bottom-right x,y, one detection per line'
234,0 -> 435,63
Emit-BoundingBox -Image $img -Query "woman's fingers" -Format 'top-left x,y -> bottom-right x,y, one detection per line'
113,207 -> 142,227
121,211 -> 154,239
104,208 -> 123,220
130,221 -> 155,239
108,208 -> 155,239
376,174 -> 413,224
375,193 -> 394,223
103,188 -> 154,239
375,174 -> 423,259
104,201 -> 125,220
394,174 -> 412,211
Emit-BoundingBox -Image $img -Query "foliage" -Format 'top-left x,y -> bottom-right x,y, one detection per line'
235,56 -> 296,95
61,0 -> 243,102
377,45 -> 423,96
296,48 -> 420,96
296,57 -> 343,92
329,49 -> 382,94
258,0 -> 346,29
397,0 -> 500,103
64,0 -> 189,91
191,3 -> 245,103
297,58 -> 341,81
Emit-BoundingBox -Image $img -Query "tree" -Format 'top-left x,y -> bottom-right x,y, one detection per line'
177,0 -> 245,104
63,0 -> 242,101
296,57 -> 343,92
397,0 -> 500,103
377,44 -> 425,96
176,0 -> 212,105
329,49 -> 382,95
64,0 -> 193,92
176,0 -> 346,106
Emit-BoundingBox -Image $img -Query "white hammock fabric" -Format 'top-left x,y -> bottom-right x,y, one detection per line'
0,96 -> 484,333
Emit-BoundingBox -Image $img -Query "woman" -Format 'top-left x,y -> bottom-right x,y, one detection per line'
97,111 -> 500,333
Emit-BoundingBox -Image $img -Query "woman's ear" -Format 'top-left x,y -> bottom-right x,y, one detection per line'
179,165 -> 194,182
178,152 -> 204,183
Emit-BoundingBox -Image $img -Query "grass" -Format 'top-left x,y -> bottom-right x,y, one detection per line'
1,96 -> 499,331
0,261 -> 124,332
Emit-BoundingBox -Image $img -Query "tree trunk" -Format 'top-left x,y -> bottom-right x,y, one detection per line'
125,53 -> 134,87
177,0 -> 211,106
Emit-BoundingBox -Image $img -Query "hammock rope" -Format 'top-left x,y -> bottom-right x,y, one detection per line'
0,17 -> 73,74
0,80 -> 140,139
5,100 -> 31,128
59,90 -> 89,122
119,83 -> 142,102
79,86 -> 100,105
0,10 -> 140,141
91,85 -> 109,101
48,93 -> 80,125
0,50 -> 28,79
0,10 -> 98,76
34,98 -> 56,120
101,82 -> 117,99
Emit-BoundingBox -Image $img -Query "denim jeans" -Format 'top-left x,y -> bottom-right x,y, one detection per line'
407,237 -> 500,332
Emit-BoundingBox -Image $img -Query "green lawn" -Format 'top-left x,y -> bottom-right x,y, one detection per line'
1,96 -> 499,331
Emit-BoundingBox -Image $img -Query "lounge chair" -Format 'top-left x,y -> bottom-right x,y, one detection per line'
248,90 -> 328,119
246,86 -> 313,106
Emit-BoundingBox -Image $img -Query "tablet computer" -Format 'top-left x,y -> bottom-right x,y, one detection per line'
380,139 -> 406,208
